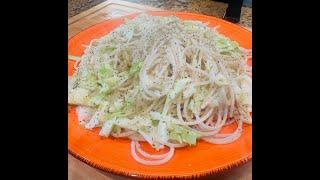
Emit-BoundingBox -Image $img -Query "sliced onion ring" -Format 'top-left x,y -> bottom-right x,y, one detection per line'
130,141 -> 174,165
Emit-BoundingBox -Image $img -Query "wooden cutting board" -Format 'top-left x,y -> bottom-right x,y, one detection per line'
68,0 -> 160,38
68,0 -> 252,179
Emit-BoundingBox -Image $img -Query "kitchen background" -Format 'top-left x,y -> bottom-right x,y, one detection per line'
68,0 -> 252,29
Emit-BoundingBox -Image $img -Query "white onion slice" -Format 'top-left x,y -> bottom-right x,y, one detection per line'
130,141 -> 174,165
202,120 -> 243,144
135,141 -> 171,160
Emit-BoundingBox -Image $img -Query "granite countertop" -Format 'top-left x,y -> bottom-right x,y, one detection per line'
68,0 -> 252,29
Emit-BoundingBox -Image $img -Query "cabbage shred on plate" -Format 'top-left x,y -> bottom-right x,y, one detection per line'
68,14 -> 252,165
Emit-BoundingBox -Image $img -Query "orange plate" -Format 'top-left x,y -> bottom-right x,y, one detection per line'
68,11 -> 252,179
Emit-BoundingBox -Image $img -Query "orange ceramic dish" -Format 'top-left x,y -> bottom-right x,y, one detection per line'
68,11 -> 252,179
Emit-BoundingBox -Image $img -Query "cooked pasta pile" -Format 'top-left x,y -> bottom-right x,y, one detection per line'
68,14 -> 252,165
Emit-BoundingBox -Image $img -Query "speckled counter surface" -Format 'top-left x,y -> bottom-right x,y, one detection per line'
68,0 -> 251,29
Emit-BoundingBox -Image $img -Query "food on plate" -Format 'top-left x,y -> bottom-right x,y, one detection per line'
68,14 -> 252,165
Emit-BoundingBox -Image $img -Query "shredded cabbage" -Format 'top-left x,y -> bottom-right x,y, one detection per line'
168,123 -> 200,145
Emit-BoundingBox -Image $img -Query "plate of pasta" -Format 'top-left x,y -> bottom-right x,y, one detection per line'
68,11 -> 252,178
